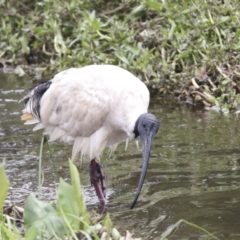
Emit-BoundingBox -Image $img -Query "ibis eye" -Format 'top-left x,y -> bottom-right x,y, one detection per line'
143,123 -> 146,128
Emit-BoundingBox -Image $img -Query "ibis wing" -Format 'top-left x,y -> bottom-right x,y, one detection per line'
21,65 -> 149,160
40,72 -> 110,141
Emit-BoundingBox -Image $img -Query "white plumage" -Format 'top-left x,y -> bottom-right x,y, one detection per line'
23,65 -> 149,160
21,64 -> 159,209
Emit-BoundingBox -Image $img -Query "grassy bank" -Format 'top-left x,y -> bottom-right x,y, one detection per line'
1,0 -> 240,112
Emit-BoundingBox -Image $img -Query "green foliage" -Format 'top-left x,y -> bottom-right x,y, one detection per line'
23,161 -> 94,239
0,165 -> 22,239
0,162 -> 141,239
0,159 -> 222,239
0,166 -> 9,213
69,159 -> 90,228
1,222 -> 22,240
102,213 -> 113,239
24,194 -> 67,239
1,0 -> 240,111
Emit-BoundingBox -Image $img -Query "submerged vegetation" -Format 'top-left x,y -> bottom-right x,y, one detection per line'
1,0 -> 240,112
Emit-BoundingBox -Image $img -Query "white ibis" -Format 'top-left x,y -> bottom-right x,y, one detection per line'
20,65 -> 159,209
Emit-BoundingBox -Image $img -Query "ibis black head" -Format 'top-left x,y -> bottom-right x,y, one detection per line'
131,113 -> 159,209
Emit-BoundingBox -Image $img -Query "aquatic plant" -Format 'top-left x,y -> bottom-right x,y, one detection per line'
0,162 -> 221,239
0,162 -> 142,239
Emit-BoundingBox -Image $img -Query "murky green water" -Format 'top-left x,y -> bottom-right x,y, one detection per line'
1,73 -> 240,239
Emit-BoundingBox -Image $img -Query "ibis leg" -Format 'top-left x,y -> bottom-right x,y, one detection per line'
90,159 -> 106,208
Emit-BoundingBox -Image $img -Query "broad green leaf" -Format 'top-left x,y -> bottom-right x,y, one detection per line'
25,227 -> 38,240
69,161 -> 90,227
56,178 -> 81,230
102,213 -> 112,239
0,166 -> 9,212
24,194 -> 66,239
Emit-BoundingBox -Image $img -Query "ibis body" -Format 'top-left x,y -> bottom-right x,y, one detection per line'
21,65 -> 159,208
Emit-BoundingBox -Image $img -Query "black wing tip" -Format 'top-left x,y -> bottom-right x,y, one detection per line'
33,81 -> 52,118
20,80 -> 52,119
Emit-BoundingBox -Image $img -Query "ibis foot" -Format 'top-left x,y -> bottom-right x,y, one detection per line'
90,159 -> 106,211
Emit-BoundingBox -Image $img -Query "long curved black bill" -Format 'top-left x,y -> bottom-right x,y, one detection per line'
130,135 -> 152,209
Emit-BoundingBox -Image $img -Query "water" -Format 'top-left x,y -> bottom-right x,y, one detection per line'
1,73 -> 240,239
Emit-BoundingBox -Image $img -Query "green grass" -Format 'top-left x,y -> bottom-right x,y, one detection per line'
1,0 -> 240,112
